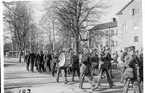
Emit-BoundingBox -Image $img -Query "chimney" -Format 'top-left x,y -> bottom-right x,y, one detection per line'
112,18 -> 116,22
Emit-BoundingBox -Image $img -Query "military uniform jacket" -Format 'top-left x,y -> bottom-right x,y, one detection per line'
72,55 -> 79,69
35,54 -> 44,64
123,54 -> 138,79
99,52 -> 111,70
90,54 -> 99,68
44,54 -> 52,64
28,53 -> 35,63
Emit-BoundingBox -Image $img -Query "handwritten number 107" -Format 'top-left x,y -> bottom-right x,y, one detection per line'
18,89 -> 31,93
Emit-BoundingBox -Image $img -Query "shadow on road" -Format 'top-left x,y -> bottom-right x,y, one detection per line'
4,64 -> 17,67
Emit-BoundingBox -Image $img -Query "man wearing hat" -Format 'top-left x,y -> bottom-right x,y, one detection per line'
122,46 -> 141,93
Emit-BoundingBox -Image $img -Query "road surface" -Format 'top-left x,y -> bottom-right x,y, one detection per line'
4,58 -> 143,93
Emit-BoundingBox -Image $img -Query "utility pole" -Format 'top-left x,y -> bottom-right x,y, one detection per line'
52,19 -> 55,51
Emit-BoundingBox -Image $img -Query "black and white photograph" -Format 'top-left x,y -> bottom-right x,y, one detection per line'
2,0 -> 144,93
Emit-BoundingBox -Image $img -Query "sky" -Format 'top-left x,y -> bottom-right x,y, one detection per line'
31,0 -> 132,24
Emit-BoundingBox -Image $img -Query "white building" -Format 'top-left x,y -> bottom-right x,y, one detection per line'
116,0 -> 142,50
89,19 -> 119,52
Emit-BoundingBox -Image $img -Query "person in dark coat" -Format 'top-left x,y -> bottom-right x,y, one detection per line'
122,46 -> 141,93
28,51 -> 36,72
95,47 -> 114,89
35,51 -> 44,73
25,51 -> 30,71
71,51 -> 80,81
44,51 -> 52,74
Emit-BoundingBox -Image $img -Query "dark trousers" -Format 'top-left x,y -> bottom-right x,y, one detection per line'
37,63 -> 43,73
44,62 -> 51,74
52,63 -> 56,76
67,67 -> 72,75
123,78 -> 141,93
72,68 -> 80,81
30,61 -> 34,72
56,67 -> 67,82
41,63 -> 45,72
96,68 -> 113,88
26,61 -> 30,71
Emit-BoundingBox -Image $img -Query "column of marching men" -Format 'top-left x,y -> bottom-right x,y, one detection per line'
24,46 -> 143,92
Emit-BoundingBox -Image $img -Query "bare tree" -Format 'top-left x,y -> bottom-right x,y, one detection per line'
52,0 -> 112,54
3,1 -> 32,62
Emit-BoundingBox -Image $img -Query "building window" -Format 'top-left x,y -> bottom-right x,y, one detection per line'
134,21 -> 139,29
134,36 -> 139,42
132,9 -> 135,15
111,29 -> 114,36
132,8 -> 139,16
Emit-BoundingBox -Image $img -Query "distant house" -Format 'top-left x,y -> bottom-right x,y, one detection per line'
116,0 -> 142,50
89,18 -> 118,52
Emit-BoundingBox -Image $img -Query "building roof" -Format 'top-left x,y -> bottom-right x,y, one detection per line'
89,21 -> 117,31
116,0 -> 134,15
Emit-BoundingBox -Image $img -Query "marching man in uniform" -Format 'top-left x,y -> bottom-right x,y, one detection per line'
94,47 -> 114,89
71,51 -> 80,82
56,50 -> 69,84
79,48 -> 96,90
122,46 -> 141,93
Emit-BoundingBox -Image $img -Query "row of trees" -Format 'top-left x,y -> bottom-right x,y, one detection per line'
47,0 -> 112,54
3,0 -> 113,62
3,1 -> 40,62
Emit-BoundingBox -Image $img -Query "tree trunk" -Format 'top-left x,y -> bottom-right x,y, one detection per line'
18,50 -> 23,63
75,35 -> 79,55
